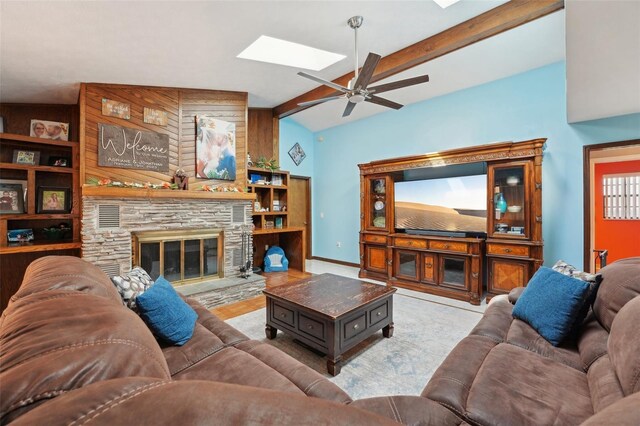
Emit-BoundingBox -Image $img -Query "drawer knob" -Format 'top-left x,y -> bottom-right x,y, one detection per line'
353,324 -> 359,330
377,311 -> 382,316
280,313 -> 286,318
408,241 -> 413,245
504,248 -> 512,253
425,263 -> 433,268
444,244 -> 450,249
307,325 -> 313,330
472,272 -> 479,279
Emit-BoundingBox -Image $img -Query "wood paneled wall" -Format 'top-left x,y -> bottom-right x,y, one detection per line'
79,83 -> 248,187
0,103 -> 79,141
247,108 -> 279,163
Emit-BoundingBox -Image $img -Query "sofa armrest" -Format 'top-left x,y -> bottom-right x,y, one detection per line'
11,378 -> 398,425
349,396 -> 463,425
508,287 -> 525,304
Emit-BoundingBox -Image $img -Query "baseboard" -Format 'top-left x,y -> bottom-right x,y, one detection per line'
311,256 -> 359,268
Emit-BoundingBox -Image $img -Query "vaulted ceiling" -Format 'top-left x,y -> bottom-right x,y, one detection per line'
0,1 -> 565,131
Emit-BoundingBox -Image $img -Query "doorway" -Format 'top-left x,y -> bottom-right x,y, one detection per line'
289,176 -> 312,259
583,140 -> 640,272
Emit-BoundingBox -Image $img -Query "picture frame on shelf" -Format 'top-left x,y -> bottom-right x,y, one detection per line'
48,156 -> 71,167
0,183 -> 25,214
0,179 -> 27,209
7,228 -> 34,243
12,149 -> 40,165
30,119 -> 70,141
37,187 -> 70,214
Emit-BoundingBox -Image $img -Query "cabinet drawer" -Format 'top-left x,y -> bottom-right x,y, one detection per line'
298,314 -> 325,341
343,313 -> 367,340
369,301 -> 389,326
364,234 -> 387,244
273,303 -> 295,327
487,243 -> 529,257
429,240 -> 467,253
395,237 -> 427,249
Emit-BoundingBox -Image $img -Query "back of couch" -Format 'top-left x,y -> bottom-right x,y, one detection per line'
0,256 -> 170,423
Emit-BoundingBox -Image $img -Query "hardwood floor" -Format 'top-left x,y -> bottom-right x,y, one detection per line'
211,268 -> 312,320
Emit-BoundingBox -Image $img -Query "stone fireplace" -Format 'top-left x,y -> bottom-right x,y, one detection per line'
81,193 -> 263,307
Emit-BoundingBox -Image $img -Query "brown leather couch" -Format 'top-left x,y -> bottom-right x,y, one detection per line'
1,256 -> 638,425
422,257 -> 640,425
0,256 -> 456,425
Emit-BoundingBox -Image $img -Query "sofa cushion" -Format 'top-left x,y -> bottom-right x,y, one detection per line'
587,354 -> 625,413
0,291 -> 170,424
349,396 -> 463,425
110,266 -> 154,308
593,257 -> 640,332
608,295 -> 640,395
512,266 -> 591,346
581,392 -> 640,426
136,277 -> 197,346
464,343 -> 593,425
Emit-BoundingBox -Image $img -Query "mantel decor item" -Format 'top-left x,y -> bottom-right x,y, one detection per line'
173,169 -> 188,190
143,107 -> 168,126
98,123 -> 170,172
29,119 -> 69,141
0,183 -> 25,214
12,149 -> 40,165
101,98 -> 130,119
37,187 -> 70,214
195,115 -> 237,180
7,228 -> 33,242
288,143 -> 306,166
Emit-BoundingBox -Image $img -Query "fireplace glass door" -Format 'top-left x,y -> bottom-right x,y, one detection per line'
133,229 -> 223,285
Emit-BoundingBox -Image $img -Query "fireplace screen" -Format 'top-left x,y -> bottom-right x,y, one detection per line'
133,229 -> 223,285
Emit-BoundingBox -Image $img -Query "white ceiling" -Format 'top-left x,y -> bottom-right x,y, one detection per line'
0,1 -> 564,131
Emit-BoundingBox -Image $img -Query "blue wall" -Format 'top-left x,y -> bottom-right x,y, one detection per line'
281,62 -> 640,268
278,118 -> 314,177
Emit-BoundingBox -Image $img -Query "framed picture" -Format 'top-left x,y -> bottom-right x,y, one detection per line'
13,149 -> 40,165
37,187 -> 70,213
30,119 -> 69,141
288,142 -> 306,166
48,156 -> 71,167
0,183 -> 25,214
0,179 -> 27,209
7,228 -> 34,243
195,116 -> 237,180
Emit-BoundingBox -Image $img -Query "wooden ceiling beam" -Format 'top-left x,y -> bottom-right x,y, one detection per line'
274,0 -> 564,119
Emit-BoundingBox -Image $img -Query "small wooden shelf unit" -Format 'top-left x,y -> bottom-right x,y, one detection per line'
247,167 -> 305,272
358,139 -> 545,305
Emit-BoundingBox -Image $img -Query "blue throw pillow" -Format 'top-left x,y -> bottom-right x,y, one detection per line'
512,267 -> 591,346
136,276 -> 197,346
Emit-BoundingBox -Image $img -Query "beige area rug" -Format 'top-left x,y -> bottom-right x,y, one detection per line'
226,291 -> 483,399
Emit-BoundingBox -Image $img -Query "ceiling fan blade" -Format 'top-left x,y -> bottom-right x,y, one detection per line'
366,95 -> 403,110
353,52 -> 381,90
342,101 -> 357,117
298,95 -> 344,107
368,74 -> 430,94
298,72 -> 349,93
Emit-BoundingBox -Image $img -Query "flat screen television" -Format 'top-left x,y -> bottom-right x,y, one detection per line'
394,174 -> 487,238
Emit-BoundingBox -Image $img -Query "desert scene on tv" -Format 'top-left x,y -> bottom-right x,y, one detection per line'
394,176 -> 487,233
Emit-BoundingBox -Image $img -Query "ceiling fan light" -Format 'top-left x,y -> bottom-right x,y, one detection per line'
349,94 -> 365,103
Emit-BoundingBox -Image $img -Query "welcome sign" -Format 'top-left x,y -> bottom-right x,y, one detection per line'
98,124 -> 170,172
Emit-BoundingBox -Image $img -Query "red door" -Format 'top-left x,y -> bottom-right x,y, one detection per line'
594,160 -> 640,267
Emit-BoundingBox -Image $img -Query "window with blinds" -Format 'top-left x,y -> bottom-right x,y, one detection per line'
603,174 -> 640,219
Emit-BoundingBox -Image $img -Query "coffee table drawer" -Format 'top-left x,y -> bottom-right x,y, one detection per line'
369,301 -> 389,326
273,303 -> 295,327
343,313 -> 367,341
299,314 -> 325,341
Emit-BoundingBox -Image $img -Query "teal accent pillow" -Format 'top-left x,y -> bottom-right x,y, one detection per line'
136,276 -> 197,346
512,267 -> 591,346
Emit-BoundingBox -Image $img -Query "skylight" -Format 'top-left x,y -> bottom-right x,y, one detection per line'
237,35 -> 345,71
433,0 -> 461,8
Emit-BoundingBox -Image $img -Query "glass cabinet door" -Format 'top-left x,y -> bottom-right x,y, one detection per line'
367,177 -> 388,230
489,163 -> 529,238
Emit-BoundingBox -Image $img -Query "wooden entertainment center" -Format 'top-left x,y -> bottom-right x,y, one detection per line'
358,139 -> 545,305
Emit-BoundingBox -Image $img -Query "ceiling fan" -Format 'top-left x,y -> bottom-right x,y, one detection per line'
297,16 -> 430,117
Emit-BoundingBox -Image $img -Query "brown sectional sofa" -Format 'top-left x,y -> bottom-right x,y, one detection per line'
1,256 -> 639,425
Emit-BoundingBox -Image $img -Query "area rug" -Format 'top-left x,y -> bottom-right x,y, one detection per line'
226,291 -> 483,399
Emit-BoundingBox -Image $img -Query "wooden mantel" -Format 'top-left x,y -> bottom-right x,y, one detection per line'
82,185 -> 256,201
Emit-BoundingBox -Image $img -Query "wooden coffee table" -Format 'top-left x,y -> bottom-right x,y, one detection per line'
263,273 -> 396,376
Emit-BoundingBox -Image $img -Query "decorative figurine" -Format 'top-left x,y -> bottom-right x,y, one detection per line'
173,168 -> 188,190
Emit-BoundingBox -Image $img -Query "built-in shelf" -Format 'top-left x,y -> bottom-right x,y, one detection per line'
252,212 -> 289,216
0,162 -> 75,173
0,132 -> 78,147
253,226 -> 304,235
1,240 -> 82,255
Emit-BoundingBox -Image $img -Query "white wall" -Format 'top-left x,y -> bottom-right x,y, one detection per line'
566,0 -> 640,123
